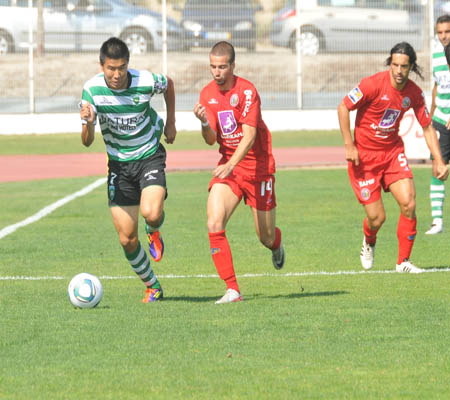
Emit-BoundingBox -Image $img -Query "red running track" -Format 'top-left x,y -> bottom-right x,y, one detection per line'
0,147 -> 345,183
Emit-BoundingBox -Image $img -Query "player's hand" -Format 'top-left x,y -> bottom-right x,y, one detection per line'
80,102 -> 95,124
344,143 -> 360,166
436,163 -> 449,181
213,163 -> 234,179
193,103 -> 208,125
164,120 -> 177,144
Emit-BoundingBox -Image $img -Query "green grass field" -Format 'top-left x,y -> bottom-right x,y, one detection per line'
1,133 -> 450,399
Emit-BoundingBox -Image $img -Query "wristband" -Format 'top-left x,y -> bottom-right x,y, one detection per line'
201,120 -> 209,127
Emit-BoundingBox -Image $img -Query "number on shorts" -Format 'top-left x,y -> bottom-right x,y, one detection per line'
109,172 -> 117,185
398,153 -> 407,168
260,178 -> 273,197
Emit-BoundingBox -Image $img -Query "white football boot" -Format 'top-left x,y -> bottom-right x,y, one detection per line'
425,219 -> 443,235
215,288 -> 243,304
360,237 -> 375,270
395,259 -> 423,274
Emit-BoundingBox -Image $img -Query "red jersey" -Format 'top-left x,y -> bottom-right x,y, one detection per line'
199,75 -> 275,177
343,70 -> 431,151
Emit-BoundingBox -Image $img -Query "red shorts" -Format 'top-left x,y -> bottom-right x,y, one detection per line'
209,173 -> 277,211
348,146 -> 413,204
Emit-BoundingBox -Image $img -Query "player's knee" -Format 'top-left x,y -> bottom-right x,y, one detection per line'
142,209 -> 163,227
119,234 -> 138,253
207,217 -> 225,233
400,198 -> 416,218
368,213 -> 385,229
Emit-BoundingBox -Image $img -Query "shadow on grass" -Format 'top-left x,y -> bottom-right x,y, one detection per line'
162,290 -> 349,303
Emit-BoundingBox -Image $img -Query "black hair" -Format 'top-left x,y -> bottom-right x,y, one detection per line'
385,42 -> 423,80
437,14 -> 450,25
210,41 -> 235,64
99,37 -> 130,65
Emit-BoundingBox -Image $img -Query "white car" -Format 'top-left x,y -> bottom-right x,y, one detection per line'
270,0 -> 425,55
0,0 -> 185,55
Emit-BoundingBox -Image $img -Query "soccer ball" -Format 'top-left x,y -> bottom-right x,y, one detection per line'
68,273 -> 103,309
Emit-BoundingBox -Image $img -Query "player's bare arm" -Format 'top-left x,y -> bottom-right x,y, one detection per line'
213,123 -> 257,179
193,103 -> 216,145
163,76 -> 177,144
423,124 -> 449,180
337,101 -> 359,166
80,102 -> 95,147
431,83 -> 438,118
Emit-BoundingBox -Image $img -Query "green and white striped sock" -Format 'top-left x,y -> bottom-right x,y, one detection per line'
124,242 -> 160,289
430,176 -> 445,224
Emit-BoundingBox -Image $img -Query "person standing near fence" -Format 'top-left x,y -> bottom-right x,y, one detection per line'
193,41 -> 285,304
79,37 -> 176,302
338,42 -> 449,273
426,15 -> 450,234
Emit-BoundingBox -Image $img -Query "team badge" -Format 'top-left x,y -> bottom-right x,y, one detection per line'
347,87 -> 363,104
218,110 -> 237,135
108,184 -> 115,201
230,94 -> 239,107
402,97 -> 411,109
361,188 -> 371,201
379,109 -> 400,129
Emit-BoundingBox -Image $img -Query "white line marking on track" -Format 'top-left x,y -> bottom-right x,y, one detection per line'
0,178 -> 106,240
1,268 -> 450,281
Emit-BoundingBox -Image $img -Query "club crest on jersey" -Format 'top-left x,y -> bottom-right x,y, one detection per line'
379,108 -> 400,129
348,87 -> 363,104
230,94 -> 239,107
218,110 -> 237,135
402,97 -> 411,109
133,95 -> 140,105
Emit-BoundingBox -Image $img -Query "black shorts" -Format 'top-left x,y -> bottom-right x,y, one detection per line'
107,144 -> 167,206
432,120 -> 450,163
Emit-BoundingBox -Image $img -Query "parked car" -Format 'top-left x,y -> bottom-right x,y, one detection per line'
0,0 -> 185,55
176,0 -> 262,51
270,0 -> 425,55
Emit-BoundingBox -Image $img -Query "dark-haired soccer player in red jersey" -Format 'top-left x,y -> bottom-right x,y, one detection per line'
338,42 -> 449,273
193,41 -> 285,304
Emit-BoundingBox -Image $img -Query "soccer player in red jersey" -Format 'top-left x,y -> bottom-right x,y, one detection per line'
338,42 -> 449,273
193,41 -> 285,304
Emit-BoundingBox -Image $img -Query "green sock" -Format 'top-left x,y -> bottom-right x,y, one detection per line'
124,242 -> 159,288
430,176 -> 445,222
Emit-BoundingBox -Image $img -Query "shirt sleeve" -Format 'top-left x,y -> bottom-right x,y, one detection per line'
413,90 -> 432,128
152,73 -> 168,94
239,86 -> 261,128
342,76 -> 374,111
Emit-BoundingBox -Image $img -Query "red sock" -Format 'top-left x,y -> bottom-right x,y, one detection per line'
397,214 -> 417,264
270,227 -> 282,250
363,218 -> 379,246
208,230 -> 239,292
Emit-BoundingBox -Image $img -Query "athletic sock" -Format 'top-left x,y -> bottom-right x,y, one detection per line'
208,230 -> 239,292
125,242 -> 160,289
270,227 -> 282,250
145,211 -> 165,234
430,176 -> 445,224
397,214 -> 417,264
363,217 -> 379,246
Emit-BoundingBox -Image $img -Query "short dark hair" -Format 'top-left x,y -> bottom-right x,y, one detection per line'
99,37 -> 130,65
437,14 -> 450,25
210,41 -> 235,64
385,41 -> 423,80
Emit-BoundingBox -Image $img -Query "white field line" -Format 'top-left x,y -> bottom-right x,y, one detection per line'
1,268 -> 450,281
0,178 -> 106,240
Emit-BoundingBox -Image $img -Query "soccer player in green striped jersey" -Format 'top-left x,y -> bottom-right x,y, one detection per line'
79,37 -> 176,302
427,15 -> 450,234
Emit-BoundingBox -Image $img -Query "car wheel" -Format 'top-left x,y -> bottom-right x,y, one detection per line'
0,31 -> 13,55
289,29 -> 322,55
122,29 -> 153,54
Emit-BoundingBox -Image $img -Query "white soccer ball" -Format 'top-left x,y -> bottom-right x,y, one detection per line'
68,273 -> 103,309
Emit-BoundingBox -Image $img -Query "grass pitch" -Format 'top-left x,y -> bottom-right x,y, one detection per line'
1,166 -> 450,399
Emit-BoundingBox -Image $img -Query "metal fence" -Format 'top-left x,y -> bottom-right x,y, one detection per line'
0,0 -> 444,113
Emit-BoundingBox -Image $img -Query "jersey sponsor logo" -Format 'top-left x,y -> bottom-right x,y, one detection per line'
347,87 -> 363,104
379,108 -> 401,129
242,89 -> 253,117
361,188 -> 371,201
230,94 -> 239,107
218,110 -> 237,135
208,98 -> 219,104
99,115 -> 146,131
359,178 -> 374,188
402,97 -> 411,109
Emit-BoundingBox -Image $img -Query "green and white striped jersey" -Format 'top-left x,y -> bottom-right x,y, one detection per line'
81,69 -> 168,162
432,38 -> 450,126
